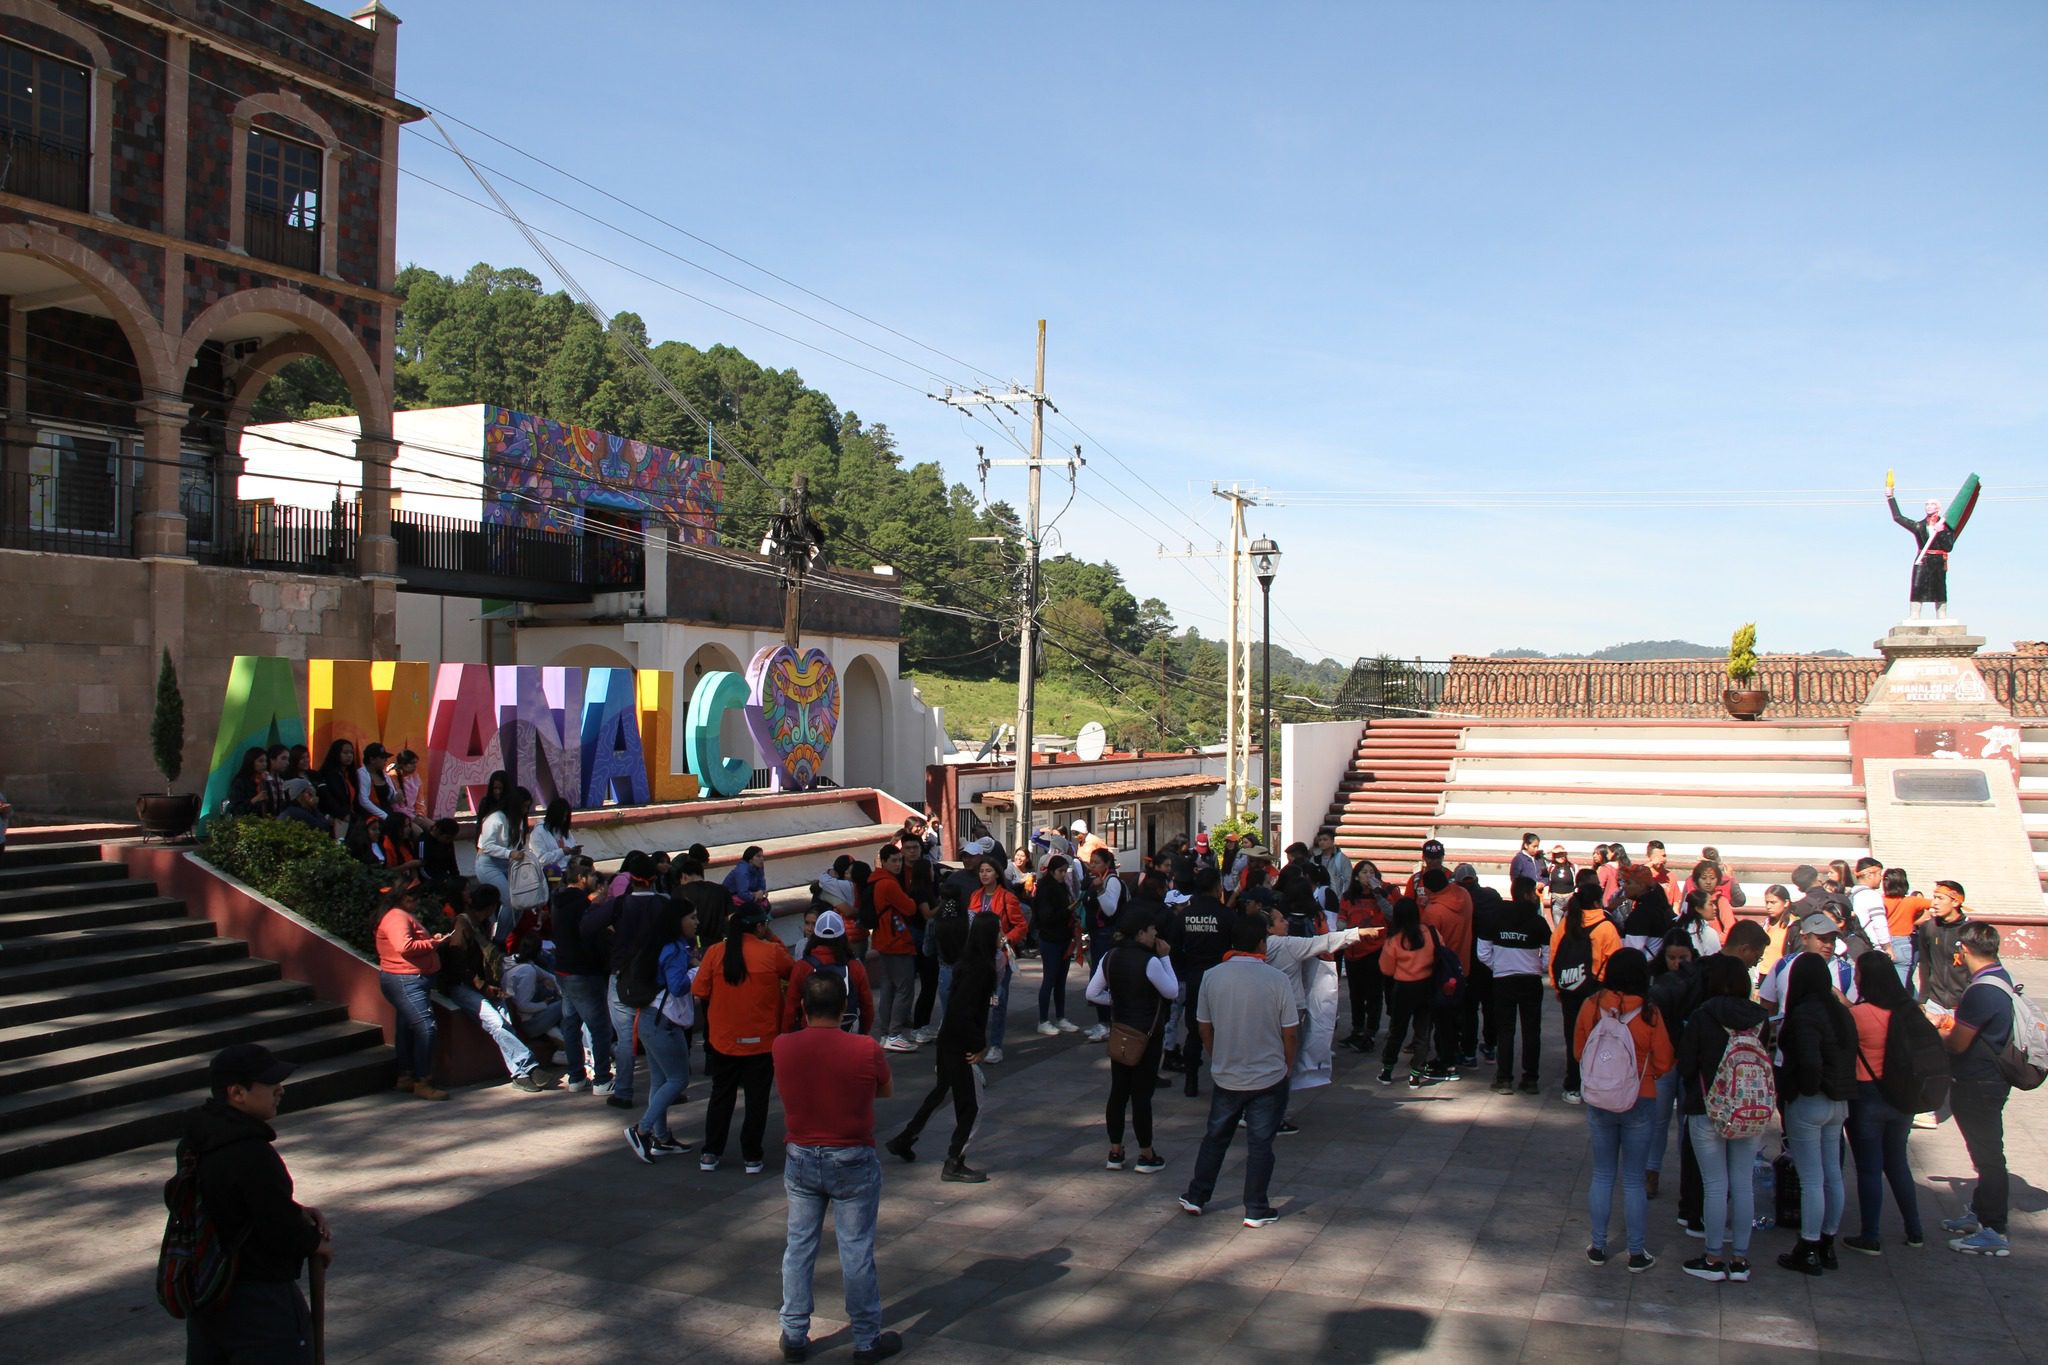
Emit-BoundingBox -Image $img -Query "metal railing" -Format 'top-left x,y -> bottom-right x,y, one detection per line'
0,129 -> 89,211
244,202 -> 319,273
0,466 -> 130,557
226,500 -> 359,573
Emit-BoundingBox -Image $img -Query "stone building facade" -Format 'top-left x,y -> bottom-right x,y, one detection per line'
0,1 -> 420,816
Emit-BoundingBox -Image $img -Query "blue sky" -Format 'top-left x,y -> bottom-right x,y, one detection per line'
377,1 -> 2048,663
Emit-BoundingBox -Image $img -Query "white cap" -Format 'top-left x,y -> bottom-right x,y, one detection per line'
1069,819 -> 1088,834
813,909 -> 846,939
962,836 -> 995,857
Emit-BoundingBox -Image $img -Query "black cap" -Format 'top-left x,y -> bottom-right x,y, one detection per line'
1421,839 -> 1445,858
210,1043 -> 296,1089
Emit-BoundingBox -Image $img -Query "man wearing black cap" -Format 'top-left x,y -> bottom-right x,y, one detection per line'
177,1043 -> 331,1363
1402,839 -> 1447,899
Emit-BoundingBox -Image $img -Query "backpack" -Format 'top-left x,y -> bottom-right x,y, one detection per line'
1876,1005 -> 1951,1114
1705,1025 -> 1777,1138
1429,930 -> 1466,1007
1552,929 -> 1594,995
155,1145 -> 244,1319
803,952 -> 864,1033
653,941 -> 695,1029
1580,1003 -> 1648,1113
1973,976 -> 2048,1091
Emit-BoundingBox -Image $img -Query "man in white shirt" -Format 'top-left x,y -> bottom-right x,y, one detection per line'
1848,857 -> 1895,956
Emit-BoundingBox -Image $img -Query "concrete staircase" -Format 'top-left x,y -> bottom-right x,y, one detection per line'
1324,720 -> 1874,897
2022,727 -> 2048,897
0,839 -> 392,1178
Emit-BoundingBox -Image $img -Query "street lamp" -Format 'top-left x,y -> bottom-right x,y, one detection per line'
1250,537 -> 1281,848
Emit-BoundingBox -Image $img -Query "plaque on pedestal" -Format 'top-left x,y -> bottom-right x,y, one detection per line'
1857,623 -> 2006,721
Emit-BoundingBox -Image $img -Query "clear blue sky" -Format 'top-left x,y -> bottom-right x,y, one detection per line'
376,1 -> 2048,663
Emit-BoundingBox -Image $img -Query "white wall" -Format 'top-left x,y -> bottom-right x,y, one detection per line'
1280,720 -> 1367,852
240,406 -> 487,520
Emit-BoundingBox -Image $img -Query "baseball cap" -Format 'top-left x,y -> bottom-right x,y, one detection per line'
1421,839 -> 1445,858
210,1042 -> 295,1089
962,836 -> 995,857
1797,912 -> 1840,937
1452,863 -> 1478,882
813,909 -> 846,940
281,777 -> 315,800
1193,832 -> 1210,850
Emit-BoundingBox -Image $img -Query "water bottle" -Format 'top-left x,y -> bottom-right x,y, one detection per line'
1751,1150 -> 1777,1229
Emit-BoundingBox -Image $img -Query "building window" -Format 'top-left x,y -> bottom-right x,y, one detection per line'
245,127 -> 321,271
1103,803 -> 1137,853
30,430 -> 121,535
0,38 -> 90,211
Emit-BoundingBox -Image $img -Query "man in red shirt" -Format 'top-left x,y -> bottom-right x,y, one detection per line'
772,973 -> 901,1364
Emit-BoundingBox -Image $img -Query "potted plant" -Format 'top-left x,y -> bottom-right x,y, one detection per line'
1722,623 -> 1770,721
136,648 -> 201,839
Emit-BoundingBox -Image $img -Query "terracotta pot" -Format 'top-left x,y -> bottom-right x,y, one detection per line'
1721,687 -> 1770,722
135,792 -> 201,839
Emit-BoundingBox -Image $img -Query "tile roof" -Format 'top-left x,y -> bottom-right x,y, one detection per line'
976,773 -> 1220,808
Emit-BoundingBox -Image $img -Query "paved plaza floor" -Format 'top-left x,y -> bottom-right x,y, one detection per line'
5,959 -> 2045,1364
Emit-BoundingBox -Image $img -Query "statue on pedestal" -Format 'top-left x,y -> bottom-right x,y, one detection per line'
1886,470 -> 1979,621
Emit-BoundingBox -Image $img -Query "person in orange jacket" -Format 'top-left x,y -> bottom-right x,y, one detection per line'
1571,948 -> 1676,1271
968,857 -> 1028,1064
867,844 -> 922,1051
1550,881 -> 1623,1102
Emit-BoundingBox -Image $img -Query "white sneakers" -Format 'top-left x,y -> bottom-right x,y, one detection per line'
983,1047 -> 1004,1064
1037,1022 -> 1061,1037
1085,1024 -> 1110,1043
911,1025 -> 940,1044
1054,1018 -> 1080,1034
881,1035 -> 919,1052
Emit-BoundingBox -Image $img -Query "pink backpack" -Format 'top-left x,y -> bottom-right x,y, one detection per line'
1580,1004 -> 1647,1113
1705,1025 -> 1776,1138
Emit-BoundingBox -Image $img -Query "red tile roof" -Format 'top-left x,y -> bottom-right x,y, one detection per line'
976,773 -> 1220,808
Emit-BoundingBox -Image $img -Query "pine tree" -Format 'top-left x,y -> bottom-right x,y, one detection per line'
150,649 -> 184,790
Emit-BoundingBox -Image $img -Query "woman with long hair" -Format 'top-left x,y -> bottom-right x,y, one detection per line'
1684,860 -> 1740,939
1645,931 -> 1701,1214
1572,948 -> 1675,1272
1339,863 -> 1390,1050
1674,889 -> 1723,959
527,796 -> 578,880
1676,954 -> 1773,1282
887,911 -> 999,1182
1757,884 -> 1798,981
224,746 -> 270,817
313,739 -> 357,828
623,899 -> 701,1163
1377,897 -> 1437,1089
1881,867 -> 1929,989
1843,950 -> 1927,1254
1031,855 -> 1081,1034
475,785 -> 534,941
1551,881 -> 1623,1103
970,856 -> 1028,1064
1085,906 -> 1179,1172
373,881 -> 451,1101
474,769 -> 512,822
689,905 -> 795,1173
1776,952 -> 1858,1274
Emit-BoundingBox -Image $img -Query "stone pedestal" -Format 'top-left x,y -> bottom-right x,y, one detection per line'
1858,622 -> 2007,721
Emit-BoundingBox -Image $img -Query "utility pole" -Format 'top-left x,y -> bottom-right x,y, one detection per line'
769,469 -> 819,646
937,323 -> 1078,849
1209,483 -> 1259,821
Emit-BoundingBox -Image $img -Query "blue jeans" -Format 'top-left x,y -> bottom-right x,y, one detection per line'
1890,942 -> 1916,993
607,975 -> 638,1102
378,971 -> 436,1079
987,958 -> 1012,1049
446,983 -> 535,1078
556,973 -> 613,1086
1785,1093 -> 1848,1240
1038,939 -> 1072,1021
1645,1068 -> 1679,1173
1687,1114 -> 1761,1257
1586,1093 -> 1656,1255
1848,1080 -> 1922,1243
518,1000 -> 562,1040
638,1011 -> 692,1141
1182,1078 -> 1290,1219
935,961 -> 954,1030
780,1144 -> 882,1352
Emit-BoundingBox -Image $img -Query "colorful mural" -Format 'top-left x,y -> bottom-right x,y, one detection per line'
481,404 -> 722,544
745,645 -> 841,793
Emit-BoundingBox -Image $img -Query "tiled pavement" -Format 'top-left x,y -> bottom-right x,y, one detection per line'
4,959 -> 2043,1363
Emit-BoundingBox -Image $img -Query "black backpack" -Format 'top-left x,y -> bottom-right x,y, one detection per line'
1878,1005 -> 1951,1115
1552,930 -> 1595,995
802,953 -> 864,1032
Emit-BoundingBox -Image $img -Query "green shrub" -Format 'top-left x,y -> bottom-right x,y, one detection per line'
1727,623 -> 1759,684
200,815 -> 382,955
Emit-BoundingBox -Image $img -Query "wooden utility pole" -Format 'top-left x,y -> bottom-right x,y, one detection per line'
1210,483 -> 1258,821
778,470 -> 810,646
936,324 -> 1078,849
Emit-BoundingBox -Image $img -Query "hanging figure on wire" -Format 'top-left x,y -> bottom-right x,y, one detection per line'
1885,470 -> 1980,621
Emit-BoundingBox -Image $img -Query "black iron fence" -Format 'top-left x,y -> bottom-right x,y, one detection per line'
0,129 -> 89,212
0,466 -> 131,557
225,500 -> 359,574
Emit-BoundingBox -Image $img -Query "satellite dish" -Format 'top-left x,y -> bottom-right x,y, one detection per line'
1076,721 -> 1107,762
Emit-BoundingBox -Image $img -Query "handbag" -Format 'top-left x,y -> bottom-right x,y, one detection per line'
507,856 -> 548,911
1106,947 -> 1165,1067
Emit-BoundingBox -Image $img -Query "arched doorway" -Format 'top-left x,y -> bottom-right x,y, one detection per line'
684,640 -> 751,776
550,643 -> 635,670
841,653 -> 889,793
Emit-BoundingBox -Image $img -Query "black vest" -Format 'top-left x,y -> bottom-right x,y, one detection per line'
1105,944 -> 1166,1033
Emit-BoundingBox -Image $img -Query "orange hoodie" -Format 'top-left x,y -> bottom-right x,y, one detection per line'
971,884 -> 1031,946
868,867 -> 919,955
1548,906 -> 1621,994
1572,988 -> 1676,1099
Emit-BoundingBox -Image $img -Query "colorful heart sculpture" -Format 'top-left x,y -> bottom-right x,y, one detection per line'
743,645 -> 840,792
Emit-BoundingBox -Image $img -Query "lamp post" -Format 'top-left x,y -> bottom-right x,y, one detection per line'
1250,537 -> 1281,848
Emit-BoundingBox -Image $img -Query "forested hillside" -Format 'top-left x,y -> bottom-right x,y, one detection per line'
260,262 -> 1347,745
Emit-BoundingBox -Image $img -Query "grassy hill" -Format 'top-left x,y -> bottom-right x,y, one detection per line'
906,672 -> 1148,746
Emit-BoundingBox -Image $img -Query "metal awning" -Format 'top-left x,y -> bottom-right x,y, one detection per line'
977,773 -> 1219,808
